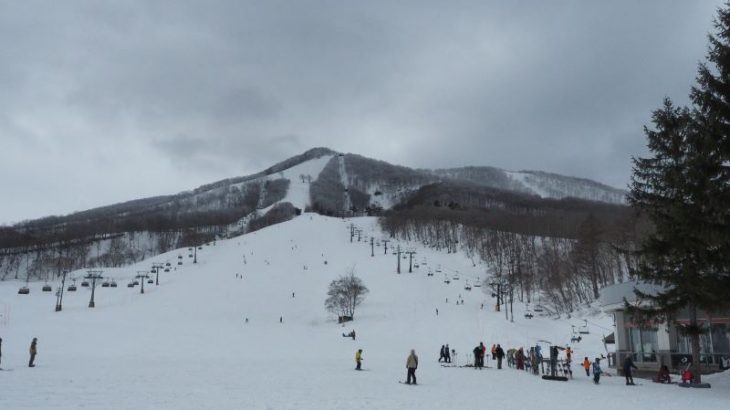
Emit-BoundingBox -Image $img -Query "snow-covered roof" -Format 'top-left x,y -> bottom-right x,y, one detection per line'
598,281 -> 665,311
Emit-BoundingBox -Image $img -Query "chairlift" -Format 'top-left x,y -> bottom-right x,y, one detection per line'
464,280 -> 472,291
165,262 -> 171,267
524,304 -> 534,319
68,284 -> 77,292
533,304 -> 545,313
178,255 -> 183,259
133,280 -> 139,286
147,279 -> 154,284
474,281 -> 482,288
444,275 -> 450,285
42,284 -> 52,292
127,282 -> 135,288
164,268 -> 170,272
198,246 -> 202,250
579,320 -> 590,335
178,261 -> 183,265
110,281 -> 118,288
435,265 -> 442,273
18,286 -> 30,295
101,281 -> 110,288
427,270 -> 434,277
188,247 -> 193,251
81,280 -> 90,287
452,274 -> 460,280
189,254 -> 193,258
414,263 -> 420,269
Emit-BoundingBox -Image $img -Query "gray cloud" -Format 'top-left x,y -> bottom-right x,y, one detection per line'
0,0 -> 723,223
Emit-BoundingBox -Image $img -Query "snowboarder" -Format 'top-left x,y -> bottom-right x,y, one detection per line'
29,337 -> 37,368
592,358 -> 602,384
623,356 -> 638,385
445,344 -> 451,363
583,357 -> 591,376
355,349 -> 363,370
495,344 -> 505,369
406,349 -> 418,384
438,345 -> 446,362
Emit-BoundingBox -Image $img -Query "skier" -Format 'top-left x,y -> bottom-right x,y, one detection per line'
406,349 -> 419,384
592,358 -> 602,384
583,357 -> 591,376
0,337 -> 3,368
438,345 -> 446,362
516,348 -> 525,370
623,355 -> 638,385
445,344 -> 451,363
495,344 -> 505,369
436,308 -> 439,316
355,349 -> 363,370
29,337 -> 37,368
279,316 -> 283,323
491,344 -> 497,360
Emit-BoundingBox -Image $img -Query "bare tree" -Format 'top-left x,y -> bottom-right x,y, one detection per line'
325,268 -> 369,320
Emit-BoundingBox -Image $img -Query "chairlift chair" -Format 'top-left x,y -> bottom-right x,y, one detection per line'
133,280 -> 139,286
147,279 -> 154,284
81,280 -> 90,287
524,304 -> 534,319
68,284 -> 77,291
474,282 -> 482,288
18,286 -> 30,295
110,280 -> 118,288
42,283 -> 52,292
101,281 -> 110,288
164,268 -> 170,272
165,262 -> 171,267
178,255 -> 183,259
127,282 -> 135,288
578,320 -> 590,335
178,261 -> 183,265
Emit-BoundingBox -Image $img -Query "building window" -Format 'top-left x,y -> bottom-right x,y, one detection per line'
627,327 -> 658,362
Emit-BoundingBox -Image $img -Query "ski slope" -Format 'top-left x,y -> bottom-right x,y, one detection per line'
0,215 -> 728,409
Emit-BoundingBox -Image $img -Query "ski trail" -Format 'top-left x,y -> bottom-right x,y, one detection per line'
338,155 -> 352,213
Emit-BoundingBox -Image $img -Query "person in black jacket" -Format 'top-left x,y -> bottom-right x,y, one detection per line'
438,345 -> 446,362
495,344 -> 505,369
623,356 -> 638,385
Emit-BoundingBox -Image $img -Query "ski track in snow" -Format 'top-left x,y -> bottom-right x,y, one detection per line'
0,215 -> 728,409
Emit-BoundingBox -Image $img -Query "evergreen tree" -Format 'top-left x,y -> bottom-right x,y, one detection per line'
629,5 -> 730,383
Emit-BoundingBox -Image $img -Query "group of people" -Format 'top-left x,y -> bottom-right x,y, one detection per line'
471,343 -> 505,369
437,344 -> 452,363
0,337 -> 38,368
354,348 -> 420,385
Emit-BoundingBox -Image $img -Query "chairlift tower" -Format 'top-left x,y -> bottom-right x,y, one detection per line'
152,263 -> 164,285
396,245 -> 401,274
406,251 -> 416,273
382,239 -> 389,255
85,270 -> 104,308
136,271 -> 150,294
54,270 -> 68,312
370,237 -> 374,257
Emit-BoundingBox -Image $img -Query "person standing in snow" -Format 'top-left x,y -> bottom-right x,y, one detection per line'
582,357 -> 591,377
491,344 -> 497,360
623,356 -> 638,385
515,348 -> 525,370
445,344 -> 451,363
592,358 -> 602,384
495,344 -> 505,369
29,337 -> 37,367
355,349 -> 363,370
438,345 -> 446,362
406,349 -> 419,384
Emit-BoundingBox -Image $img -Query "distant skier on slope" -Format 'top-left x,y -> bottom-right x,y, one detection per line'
438,345 -> 446,362
29,337 -> 37,368
355,349 -> 363,370
445,344 -> 451,363
406,349 -> 419,384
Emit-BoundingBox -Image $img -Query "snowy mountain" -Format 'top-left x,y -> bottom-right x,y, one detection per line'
0,147 -> 628,282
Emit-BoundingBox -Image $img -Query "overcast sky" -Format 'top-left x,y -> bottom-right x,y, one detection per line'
0,1 -> 724,224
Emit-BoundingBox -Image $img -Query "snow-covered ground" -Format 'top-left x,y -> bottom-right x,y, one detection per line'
0,215 -> 727,409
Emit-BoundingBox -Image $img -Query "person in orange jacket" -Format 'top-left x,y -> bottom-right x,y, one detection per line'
582,357 -> 591,376
491,344 -> 497,360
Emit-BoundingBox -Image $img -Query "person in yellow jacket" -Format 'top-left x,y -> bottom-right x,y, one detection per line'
355,349 -> 363,370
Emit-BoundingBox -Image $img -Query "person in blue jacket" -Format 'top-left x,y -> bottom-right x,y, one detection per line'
592,358 -> 603,384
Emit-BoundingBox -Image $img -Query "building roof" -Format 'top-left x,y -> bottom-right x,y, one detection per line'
598,281 -> 665,312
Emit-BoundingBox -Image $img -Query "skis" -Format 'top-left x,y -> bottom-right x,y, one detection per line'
398,381 -> 418,385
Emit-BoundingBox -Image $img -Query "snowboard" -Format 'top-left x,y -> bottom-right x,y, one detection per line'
398,381 -> 418,385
